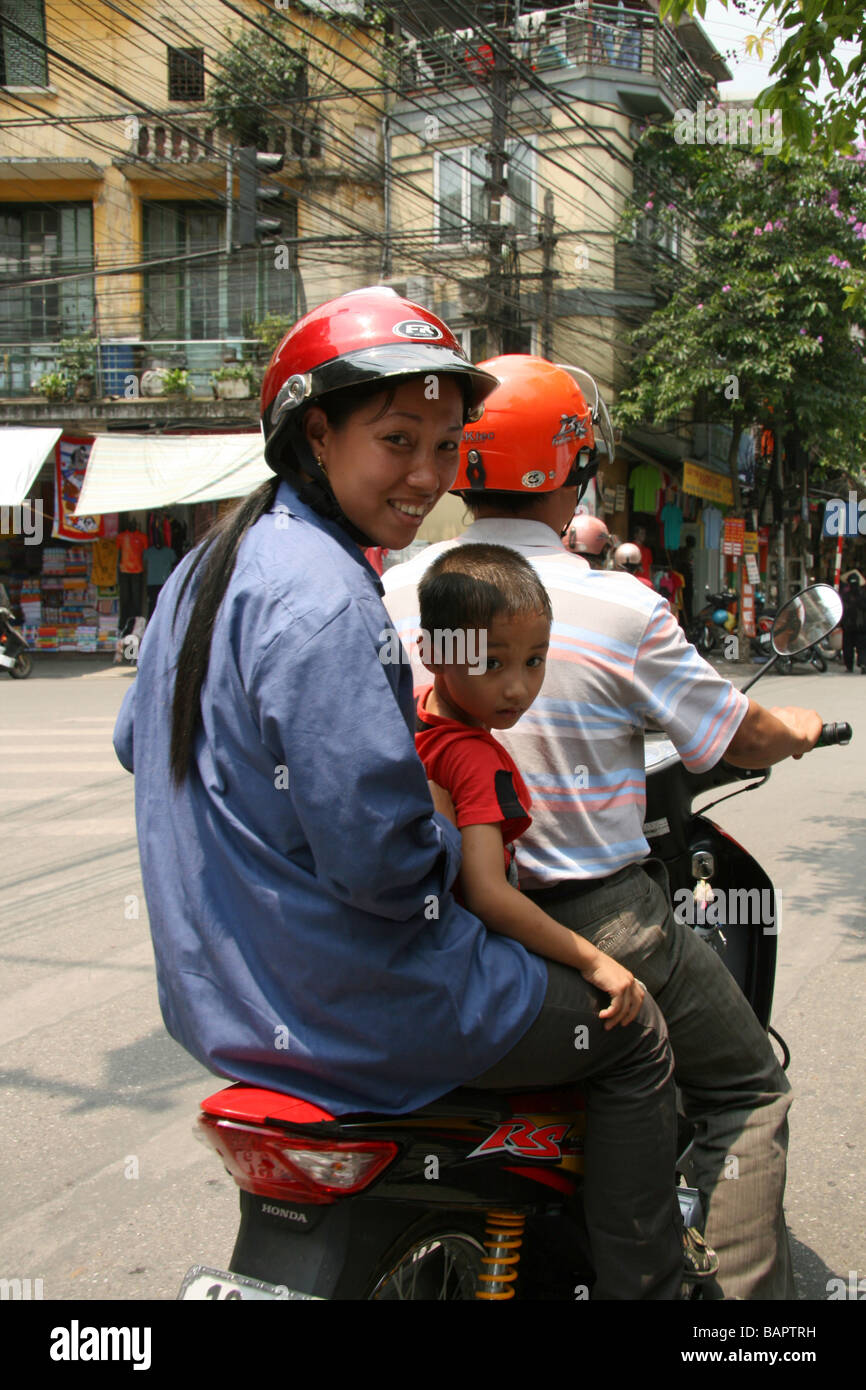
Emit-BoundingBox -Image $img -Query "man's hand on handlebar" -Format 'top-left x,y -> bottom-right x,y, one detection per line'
766,706 -> 824,760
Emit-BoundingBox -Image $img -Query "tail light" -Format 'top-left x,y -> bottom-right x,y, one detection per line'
197,1114 -> 398,1204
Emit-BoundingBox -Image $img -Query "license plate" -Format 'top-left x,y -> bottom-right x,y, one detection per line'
178,1264 -> 322,1301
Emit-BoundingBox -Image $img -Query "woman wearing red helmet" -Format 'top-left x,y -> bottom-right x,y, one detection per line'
113,298 -> 682,1298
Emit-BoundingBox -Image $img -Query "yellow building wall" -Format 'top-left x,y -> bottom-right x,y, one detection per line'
0,0 -> 386,338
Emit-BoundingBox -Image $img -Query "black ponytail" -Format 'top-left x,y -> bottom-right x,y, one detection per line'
169,477 -> 280,786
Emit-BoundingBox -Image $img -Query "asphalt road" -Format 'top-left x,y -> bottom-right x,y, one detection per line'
0,653 -> 863,1303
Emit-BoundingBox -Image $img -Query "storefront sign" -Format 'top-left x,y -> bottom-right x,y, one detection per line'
743,531 -> 758,553
745,554 -> 760,585
682,461 -> 734,506
723,517 -> 745,556
741,580 -> 756,637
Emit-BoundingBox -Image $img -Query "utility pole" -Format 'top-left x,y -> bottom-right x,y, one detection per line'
540,189 -> 556,359
226,144 -> 234,253
485,4 -> 512,357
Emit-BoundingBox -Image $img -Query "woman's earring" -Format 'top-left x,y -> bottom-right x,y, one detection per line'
317,454 -> 328,475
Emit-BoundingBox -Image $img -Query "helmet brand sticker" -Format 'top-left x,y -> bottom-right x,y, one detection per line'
392,319 -> 444,341
522,470 -> 546,488
552,412 -> 590,447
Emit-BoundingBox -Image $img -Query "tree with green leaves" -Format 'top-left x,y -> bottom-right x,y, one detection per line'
617,128 -> 866,484
659,0 -> 866,153
206,14 -> 311,151
616,128 -> 866,627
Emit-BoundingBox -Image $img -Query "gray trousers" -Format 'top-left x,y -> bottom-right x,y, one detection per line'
467,954 -> 683,1300
527,864 -> 794,1301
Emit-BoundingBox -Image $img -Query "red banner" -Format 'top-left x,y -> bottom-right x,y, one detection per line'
53,436 -> 103,541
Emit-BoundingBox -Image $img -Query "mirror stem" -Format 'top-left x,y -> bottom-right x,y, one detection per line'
741,652 -> 781,695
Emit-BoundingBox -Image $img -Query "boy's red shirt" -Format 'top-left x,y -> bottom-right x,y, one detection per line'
414,684 -> 532,881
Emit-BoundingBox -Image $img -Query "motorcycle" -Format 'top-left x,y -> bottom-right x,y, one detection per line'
753,628 -> 828,674
0,603 -> 32,679
179,585 -> 850,1302
686,587 -> 738,654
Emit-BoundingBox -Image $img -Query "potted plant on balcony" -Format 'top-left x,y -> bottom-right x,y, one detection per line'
34,370 -> 70,402
58,334 -> 98,401
250,313 -> 293,362
210,363 -> 258,399
161,368 -> 192,398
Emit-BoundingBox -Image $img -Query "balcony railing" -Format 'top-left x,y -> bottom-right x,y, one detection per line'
129,113 -> 322,165
0,339 -> 265,400
397,4 -> 713,114
135,116 -> 224,163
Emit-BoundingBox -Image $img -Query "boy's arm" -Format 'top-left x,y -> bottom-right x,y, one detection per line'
459,822 -> 645,1029
428,780 -> 457,825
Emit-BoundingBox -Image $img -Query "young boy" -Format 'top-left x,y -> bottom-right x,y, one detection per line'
415,542 -> 644,1029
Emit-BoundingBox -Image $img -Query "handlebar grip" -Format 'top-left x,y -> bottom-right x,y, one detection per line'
817,722 -> 853,747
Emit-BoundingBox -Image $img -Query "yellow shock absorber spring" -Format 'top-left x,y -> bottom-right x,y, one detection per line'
475,1209 -> 526,1300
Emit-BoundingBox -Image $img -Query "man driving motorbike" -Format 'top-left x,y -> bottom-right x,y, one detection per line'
383,354 -> 823,1300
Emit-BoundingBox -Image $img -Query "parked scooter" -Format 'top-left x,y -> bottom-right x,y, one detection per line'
180,586 -> 850,1302
0,603 -> 32,679
686,588 -> 738,654
753,628 -> 827,673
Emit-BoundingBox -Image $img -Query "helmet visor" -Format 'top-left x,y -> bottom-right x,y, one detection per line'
555,363 -> 615,461
311,345 -> 499,413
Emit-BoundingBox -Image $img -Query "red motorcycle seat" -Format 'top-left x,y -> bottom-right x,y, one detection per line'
201,1084 -> 336,1127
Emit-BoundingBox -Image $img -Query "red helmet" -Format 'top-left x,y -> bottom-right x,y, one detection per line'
260,287 -> 498,467
565,513 -> 612,556
451,355 -> 614,497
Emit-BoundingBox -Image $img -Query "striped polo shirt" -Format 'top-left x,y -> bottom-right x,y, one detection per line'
382,517 -> 748,889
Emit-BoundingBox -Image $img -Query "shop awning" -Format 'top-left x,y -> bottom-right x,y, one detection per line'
75,433 -> 272,514
0,428 -> 62,506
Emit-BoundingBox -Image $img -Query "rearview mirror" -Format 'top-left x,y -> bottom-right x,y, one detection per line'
772,584 -> 843,655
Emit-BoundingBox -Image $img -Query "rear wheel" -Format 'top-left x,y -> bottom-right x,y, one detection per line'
811,651 -> 827,673
9,651 -> 32,679
368,1219 -> 487,1301
696,624 -> 715,654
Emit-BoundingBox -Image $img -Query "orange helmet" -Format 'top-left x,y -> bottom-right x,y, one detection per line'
452,355 -> 614,498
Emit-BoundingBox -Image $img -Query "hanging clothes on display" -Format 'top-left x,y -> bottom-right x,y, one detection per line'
170,515 -> 188,560
116,520 -> 148,627
661,498 -> 684,550
90,537 -> 118,589
628,463 -> 661,514
144,542 -> 177,617
702,506 -> 724,550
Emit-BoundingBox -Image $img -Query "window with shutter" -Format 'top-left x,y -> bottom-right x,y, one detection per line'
0,0 -> 48,87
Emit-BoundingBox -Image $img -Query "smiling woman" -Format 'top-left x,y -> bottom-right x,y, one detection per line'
111,287 -> 553,1121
